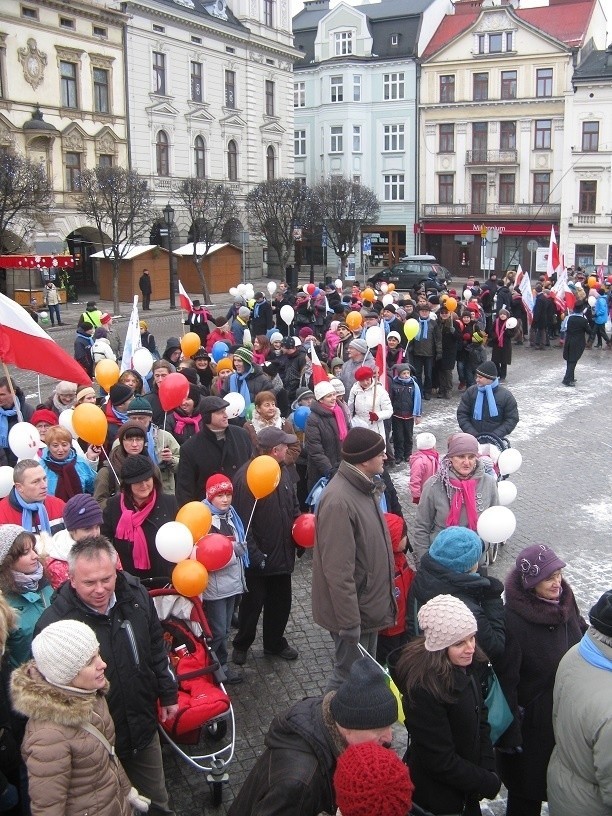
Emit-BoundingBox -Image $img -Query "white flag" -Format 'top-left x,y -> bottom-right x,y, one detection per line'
516,265 -> 534,322
121,296 -> 142,372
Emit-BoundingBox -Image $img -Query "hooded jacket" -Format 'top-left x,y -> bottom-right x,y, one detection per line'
303,400 -> 344,490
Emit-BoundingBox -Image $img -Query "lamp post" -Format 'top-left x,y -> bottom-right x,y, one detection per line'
163,202 -> 176,310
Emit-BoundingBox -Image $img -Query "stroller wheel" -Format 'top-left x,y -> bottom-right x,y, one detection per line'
205,719 -> 228,742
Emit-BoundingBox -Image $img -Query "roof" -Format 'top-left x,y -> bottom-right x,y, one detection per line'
573,46 -> 612,81
90,245 -> 164,259
129,0 -> 248,33
172,242 -> 235,256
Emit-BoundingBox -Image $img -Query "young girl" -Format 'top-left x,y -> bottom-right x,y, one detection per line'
209,358 -> 234,396
409,432 -> 440,504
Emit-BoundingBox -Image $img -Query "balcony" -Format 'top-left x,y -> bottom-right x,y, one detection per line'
466,149 -> 518,166
569,213 -> 611,227
422,203 -> 561,219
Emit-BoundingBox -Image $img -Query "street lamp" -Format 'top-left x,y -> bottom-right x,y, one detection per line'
163,202 -> 176,310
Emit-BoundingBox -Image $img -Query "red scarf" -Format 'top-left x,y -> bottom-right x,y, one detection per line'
172,412 -> 202,436
116,489 -> 157,570
494,318 -> 506,349
446,478 -> 479,531
45,456 -> 83,502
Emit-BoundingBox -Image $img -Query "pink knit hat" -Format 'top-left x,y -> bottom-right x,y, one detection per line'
417,595 -> 477,651
446,432 -> 478,457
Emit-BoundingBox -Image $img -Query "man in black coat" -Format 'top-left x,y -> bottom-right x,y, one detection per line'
561,303 -> 590,386
251,291 -> 274,336
530,285 -> 547,349
139,268 -> 152,310
457,360 -> 519,439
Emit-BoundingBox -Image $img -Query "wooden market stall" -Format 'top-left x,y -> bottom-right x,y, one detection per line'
89,245 -> 170,303
173,243 -> 241,296
0,254 -> 74,306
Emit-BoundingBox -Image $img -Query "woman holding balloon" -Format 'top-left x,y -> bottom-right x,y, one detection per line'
243,391 -> 300,465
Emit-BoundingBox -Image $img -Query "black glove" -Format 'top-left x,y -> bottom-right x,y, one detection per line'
482,576 -> 504,599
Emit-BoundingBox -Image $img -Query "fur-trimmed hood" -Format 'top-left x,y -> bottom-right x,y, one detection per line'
504,567 -> 578,626
11,661 -> 109,727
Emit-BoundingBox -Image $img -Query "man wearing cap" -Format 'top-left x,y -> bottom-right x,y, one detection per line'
103,382 -> 134,449
457,359 -> 519,440
228,656 -> 397,816
175,395 -> 253,505
0,458 -> 66,535
184,299 -> 212,345
312,427 -> 395,690
231,306 -> 251,345
251,291 -> 274,336
139,268 -> 152,310
339,338 -> 375,394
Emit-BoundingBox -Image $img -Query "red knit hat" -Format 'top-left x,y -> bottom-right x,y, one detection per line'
31,409 -> 59,427
334,743 -> 414,816
354,366 -> 374,382
205,473 -> 233,501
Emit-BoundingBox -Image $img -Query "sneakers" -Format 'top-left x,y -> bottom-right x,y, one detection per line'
231,648 -> 248,665
264,645 -> 299,660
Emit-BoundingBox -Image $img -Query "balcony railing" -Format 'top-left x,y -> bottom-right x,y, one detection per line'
422,203 -> 561,219
570,213 -> 611,227
466,149 -> 518,165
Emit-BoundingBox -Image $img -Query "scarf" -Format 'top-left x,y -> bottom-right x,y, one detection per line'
115,489 -> 157,570
228,370 -> 252,415
0,406 -> 17,448
331,402 -> 348,441
13,488 -> 52,534
250,407 -> 282,434
473,378 -> 499,420
203,499 -> 249,568
416,318 -> 429,341
44,450 -> 83,502
145,427 -> 157,463
112,406 -> 129,423
578,632 -> 612,672
494,319 -> 506,349
392,376 -> 422,416
253,301 -> 262,320
12,562 -> 44,593
446,478 -> 479,530
172,412 -> 202,436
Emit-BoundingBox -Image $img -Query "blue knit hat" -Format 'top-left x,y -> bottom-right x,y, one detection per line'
429,527 -> 482,573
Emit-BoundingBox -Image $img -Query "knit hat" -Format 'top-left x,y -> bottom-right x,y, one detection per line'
205,473 -> 233,501
348,339 -> 368,355
516,544 -> 566,590
234,347 -> 253,366
193,348 -> 209,361
298,326 -> 314,340
589,590 -> 612,637
32,620 -> 99,686
429,527 -> 482,573
139,321 -> 148,331
476,360 -> 497,380
334,743 -> 414,816
446,432 -> 478,457
181,368 -> 199,386
31,408 -> 59,427
109,383 -> 134,407
416,432 -> 436,451
354,366 -> 374,383
387,331 -> 401,342
384,513 -> 407,554
314,381 -> 335,400
393,363 -> 415,376
0,525 -> 25,567
270,331 -> 283,343
330,657 -> 397,730
56,381 -> 77,396
75,386 -> 97,405
418,595 -> 478,652
63,494 -> 103,532
118,420 -> 147,444
238,306 -> 251,319
120,454 -> 155,485
126,396 -> 153,416
330,378 -> 345,396
330,357 -> 344,370
164,337 -> 181,354
215,358 -> 234,373
291,387 -> 314,408
100,313 -> 112,325
382,304 -> 396,314
341,428 -> 385,464
93,328 -> 108,339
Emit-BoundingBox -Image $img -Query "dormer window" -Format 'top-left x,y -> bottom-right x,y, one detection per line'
475,30 -> 514,55
334,31 -> 353,56
390,33 -> 399,47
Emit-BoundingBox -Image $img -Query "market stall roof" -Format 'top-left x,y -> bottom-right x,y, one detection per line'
90,244 -> 165,259
172,242 -> 231,256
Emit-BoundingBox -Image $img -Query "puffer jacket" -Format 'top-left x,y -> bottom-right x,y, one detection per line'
304,400 -> 343,489
11,664 -> 131,816
347,380 -> 392,438
457,382 -> 519,438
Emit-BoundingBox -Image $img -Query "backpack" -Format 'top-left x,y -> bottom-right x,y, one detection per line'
379,554 -> 414,638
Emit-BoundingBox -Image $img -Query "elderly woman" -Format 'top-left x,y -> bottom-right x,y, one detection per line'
494,545 -> 586,816
42,381 -> 77,417
30,408 -> 58,446
243,391 -> 299,464
413,433 -> 498,566
304,380 -> 350,490
40,426 -> 98,500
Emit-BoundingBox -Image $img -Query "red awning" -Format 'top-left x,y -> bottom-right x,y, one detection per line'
0,255 -> 74,269
421,222 -> 554,237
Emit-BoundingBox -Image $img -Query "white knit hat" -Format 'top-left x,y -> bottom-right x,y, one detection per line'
416,433 -> 436,451
314,381 -> 335,400
417,595 -> 477,652
329,378 -> 345,396
32,620 -> 100,685
0,525 -> 26,567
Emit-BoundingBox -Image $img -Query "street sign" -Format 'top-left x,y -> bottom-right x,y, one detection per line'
486,228 -> 500,243
527,240 -> 539,252
362,236 -> 371,256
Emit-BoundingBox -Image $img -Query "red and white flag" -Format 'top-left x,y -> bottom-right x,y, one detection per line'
375,320 -> 387,387
178,279 -> 192,312
309,341 -> 329,386
0,293 -> 90,384
597,262 -> 605,285
546,226 -> 561,281
515,265 -> 534,323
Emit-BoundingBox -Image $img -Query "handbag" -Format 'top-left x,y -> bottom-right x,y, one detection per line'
483,666 -> 513,744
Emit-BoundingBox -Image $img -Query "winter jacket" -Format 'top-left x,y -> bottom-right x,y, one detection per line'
457,381 -> 519,438
34,570 -> 178,757
339,354 -> 375,395
437,318 -> 461,370
93,447 -> 163,511
281,349 -> 308,403
492,285 -> 512,316
312,461 -> 395,634
103,400 -> 124,450
407,553 -> 505,662
230,316 -> 249,345
11,665 -> 132,816
91,337 -> 116,365
40,448 -> 96,497
409,449 -> 439,501
547,629 -> 612,816
74,329 -> 94,378
390,377 -> 421,419
594,294 -> 608,324
0,490 -> 65,536
221,364 -> 272,405
43,283 -> 60,306
184,309 -> 211,344
563,313 -> 590,362
205,327 -> 235,353
202,510 -> 247,601
251,299 -> 274,336
5,583 -> 54,670
347,380 -> 392,438
531,293 -> 547,329
494,569 -> 586,802
304,401 -> 343,489
490,321 -> 515,367
411,319 -> 442,360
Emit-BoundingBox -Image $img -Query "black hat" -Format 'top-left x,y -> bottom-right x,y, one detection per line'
193,348 -> 209,360
86,301 -> 96,309
192,299 -> 201,308
382,303 -> 396,313
589,590 -> 612,637
330,658 -> 397,730
201,396 -> 229,415
121,454 -> 155,485
109,383 -> 134,407
257,427 -> 298,449
341,428 -> 386,464
281,337 -> 296,349
180,368 -> 199,386
475,360 -> 498,380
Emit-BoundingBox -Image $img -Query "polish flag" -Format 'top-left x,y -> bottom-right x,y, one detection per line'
309,341 -> 329,386
0,293 -> 90,383
546,227 -> 560,281
375,319 -> 386,387
178,280 -> 192,312
597,262 -> 605,285
515,265 -> 534,323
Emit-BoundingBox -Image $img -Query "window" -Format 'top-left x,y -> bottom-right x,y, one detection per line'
22,6 -> 38,19
226,47 -> 235,54
439,174 -> 454,204
330,126 -> 343,153
330,76 -> 343,103
472,174 -> 487,213
93,68 -> 109,113
499,173 -> 515,205
294,129 -> 306,157
353,75 -> 361,102
500,121 -> 516,150
60,61 -> 78,108
98,154 -> 113,168
264,0 -> 273,27
152,24 -> 165,33
194,136 -> 206,178
352,125 -> 361,152
156,130 -> 169,176
225,70 -> 236,108
384,174 -> 405,201
191,62 -> 203,102
153,52 -> 166,95
384,72 -> 404,101
506,31 -> 513,51
533,172 -> 550,204
265,80 -> 275,116
227,140 -> 238,181
439,75 -> 455,103
472,122 -> 488,161
334,31 -> 353,56
582,121 -> 599,152
535,119 -> 551,149
473,72 -> 488,101
489,33 -> 502,53
501,70 -> 516,100
390,33 -> 399,46
439,123 -> 454,153
294,81 -> 305,108
477,31 -> 513,53
60,17 -> 75,29
579,180 -> 597,213
93,25 -> 107,38
65,152 -> 81,191
191,35 -> 202,44
536,68 -> 553,98
266,146 -> 275,180
384,124 -> 404,152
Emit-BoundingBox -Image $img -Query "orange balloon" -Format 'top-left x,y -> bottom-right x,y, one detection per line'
361,288 -> 376,302
387,283 -> 396,292
587,276 -> 597,289
95,360 -> 120,392
172,560 -> 209,597
72,403 -> 108,446
181,332 -> 201,357
345,311 -> 363,331
176,502 -> 212,541
246,455 -> 281,499
446,297 -> 458,312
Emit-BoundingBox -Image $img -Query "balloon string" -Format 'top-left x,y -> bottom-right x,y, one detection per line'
163,411 -> 167,433
100,446 -> 120,485
243,498 -> 258,539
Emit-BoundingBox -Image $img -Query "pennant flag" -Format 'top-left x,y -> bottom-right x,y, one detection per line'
309,341 -> 329,386
178,280 -> 192,312
0,292 -> 90,384
597,262 -> 605,285
375,319 -> 387,387
546,226 -> 560,281
121,296 -> 142,373
516,265 -> 534,323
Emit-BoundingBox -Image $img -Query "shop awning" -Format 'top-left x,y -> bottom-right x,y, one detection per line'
421,222 -> 554,237
0,254 -> 74,268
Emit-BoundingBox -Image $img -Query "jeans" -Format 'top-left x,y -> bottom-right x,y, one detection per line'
120,734 -> 175,816
204,596 -> 237,669
232,572 -> 292,654
457,359 -> 475,387
412,355 -> 433,394
391,416 -> 414,460
326,630 -> 378,692
47,304 -> 61,325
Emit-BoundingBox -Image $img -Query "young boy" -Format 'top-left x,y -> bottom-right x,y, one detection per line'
389,363 -> 422,465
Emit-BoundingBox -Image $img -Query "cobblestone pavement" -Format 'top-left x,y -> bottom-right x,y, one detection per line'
12,296 -> 612,816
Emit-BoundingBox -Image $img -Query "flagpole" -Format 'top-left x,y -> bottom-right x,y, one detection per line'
0,361 -> 24,422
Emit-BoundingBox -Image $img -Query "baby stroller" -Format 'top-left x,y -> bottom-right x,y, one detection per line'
149,586 -> 235,807
477,433 -> 511,565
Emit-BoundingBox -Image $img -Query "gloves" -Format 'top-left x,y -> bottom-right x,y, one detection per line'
339,625 -> 361,644
480,772 -> 502,801
482,576 -> 504,599
369,412 -> 379,422
496,746 -> 523,755
128,788 -> 151,813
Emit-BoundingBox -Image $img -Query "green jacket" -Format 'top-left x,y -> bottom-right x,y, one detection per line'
6,583 -> 54,669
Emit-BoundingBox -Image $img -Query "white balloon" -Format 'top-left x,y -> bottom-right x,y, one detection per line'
0,466 -> 13,498
334,279 -> 343,289
8,422 -> 41,460
155,521 -> 194,563
497,447 -> 522,476
505,317 -> 518,329
429,312 -> 437,321
224,392 -> 246,419
380,282 -> 389,294
365,326 -> 382,348
132,347 -> 154,378
58,408 -> 77,439
291,336 -> 302,346
267,281 -> 277,295
478,443 -> 500,464
242,328 -> 252,345
382,294 -> 394,306
463,289 -> 472,301
477,506 -> 517,543
497,481 -> 518,506
280,305 -> 294,326
237,284 -> 247,295
588,295 -> 596,307
229,287 -> 239,297
39,311 -> 48,319
302,284 -> 310,294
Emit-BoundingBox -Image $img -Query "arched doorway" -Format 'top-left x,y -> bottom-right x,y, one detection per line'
221,218 -> 242,246
66,227 -> 105,296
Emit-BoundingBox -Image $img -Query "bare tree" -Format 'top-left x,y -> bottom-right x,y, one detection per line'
245,179 -> 310,275
175,178 -> 238,302
312,177 -> 379,282
0,151 -> 53,251
78,166 -> 154,314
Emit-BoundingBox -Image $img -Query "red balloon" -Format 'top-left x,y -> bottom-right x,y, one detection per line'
292,514 -> 316,548
194,533 -> 234,571
306,283 -> 316,295
158,373 -> 189,412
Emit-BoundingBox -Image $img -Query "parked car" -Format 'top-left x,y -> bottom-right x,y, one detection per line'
367,255 -> 452,293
